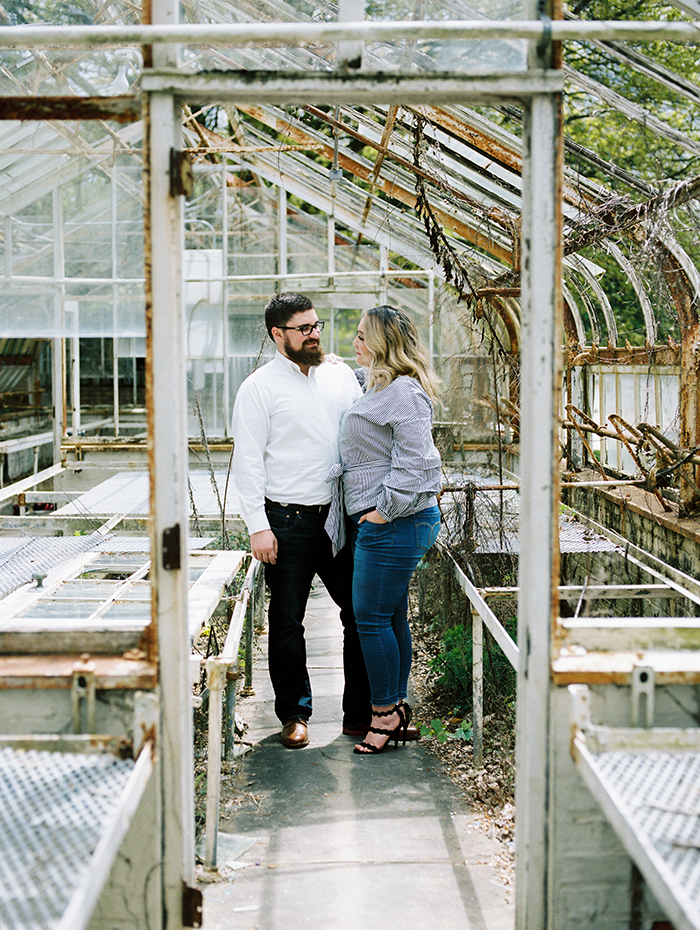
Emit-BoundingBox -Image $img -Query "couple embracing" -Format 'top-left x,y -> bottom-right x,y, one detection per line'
232,292 -> 442,755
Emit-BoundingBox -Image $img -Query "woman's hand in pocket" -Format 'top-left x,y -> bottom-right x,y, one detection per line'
359,510 -> 387,525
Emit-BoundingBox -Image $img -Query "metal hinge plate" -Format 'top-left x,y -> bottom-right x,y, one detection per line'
182,883 -> 203,928
162,523 -> 182,571
170,148 -> 194,198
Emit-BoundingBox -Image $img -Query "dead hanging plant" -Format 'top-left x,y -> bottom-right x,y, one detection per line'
412,115 -> 519,380
413,114 -> 479,308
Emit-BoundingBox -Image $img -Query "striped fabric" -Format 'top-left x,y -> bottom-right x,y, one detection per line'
339,374 -> 442,521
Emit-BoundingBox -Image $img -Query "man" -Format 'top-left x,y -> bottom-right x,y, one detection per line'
232,292 -> 371,748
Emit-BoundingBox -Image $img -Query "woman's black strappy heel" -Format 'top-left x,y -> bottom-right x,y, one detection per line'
399,700 -> 413,729
354,704 -> 408,755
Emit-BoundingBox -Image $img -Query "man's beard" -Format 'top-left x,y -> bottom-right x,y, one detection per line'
284,336 -> 325,367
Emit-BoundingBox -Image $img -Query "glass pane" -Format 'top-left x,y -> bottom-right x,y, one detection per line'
101,601 -> 152,620
18,601 -> 100,620
180,0 -> 526,73
51,581 -> 123,598
0,128 -> 144,339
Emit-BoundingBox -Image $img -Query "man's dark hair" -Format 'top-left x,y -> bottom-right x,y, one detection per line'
264,293 -> 314,337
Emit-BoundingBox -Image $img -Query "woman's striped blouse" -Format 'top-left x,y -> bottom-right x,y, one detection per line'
339,374 -> 442,521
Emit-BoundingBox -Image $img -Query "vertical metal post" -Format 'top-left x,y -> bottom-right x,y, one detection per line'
204,659 -> 225,870
471,605 -> 483,769
224,670 -> 237,762
112,160 -> 121,437
379,243 -> 388,305
52,189 -> 65,465
278,185 -> 287,288
144,0 -> 195,922
428,268 -> 435,367
255,561 -> 266,632
52,335 -> 64,464
515,82 -> 562,930
222,159 -> 230,438
327,213 -> 335,279
70,304 -> 81,439
244,590 -> 254,693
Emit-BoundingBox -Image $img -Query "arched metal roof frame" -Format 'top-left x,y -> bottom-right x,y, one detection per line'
603,239 -> 658,346
561,279 -> 589,346
563,267 -> 602,347
565,253 -> 618,347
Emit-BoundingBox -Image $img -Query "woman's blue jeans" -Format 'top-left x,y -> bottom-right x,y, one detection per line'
349,506 -> 441,707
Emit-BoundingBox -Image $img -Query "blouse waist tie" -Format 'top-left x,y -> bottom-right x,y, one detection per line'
324,460 -> 385,556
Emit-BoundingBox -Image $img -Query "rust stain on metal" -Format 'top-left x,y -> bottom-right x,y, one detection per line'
416,104 -> 524,174
0,655 -> 157,689
659,247 -> 700,514
417,104 -> 593,216
141,91 -> 159,669
567,345 -> 679,366
553,664 -> 700,686
0,95 -> 141,123
140,724 -> 157,757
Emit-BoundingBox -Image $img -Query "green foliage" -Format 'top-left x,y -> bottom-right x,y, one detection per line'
226,526 -> 251,552
557,0 -> 700,344
565,0 -> 700,184
430,623 -> 473,694
418,555 -> 518,717
420,718 -> 452,742
419,712 -> 473,742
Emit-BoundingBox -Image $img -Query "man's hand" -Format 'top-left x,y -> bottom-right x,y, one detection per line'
251,529 -> 278,564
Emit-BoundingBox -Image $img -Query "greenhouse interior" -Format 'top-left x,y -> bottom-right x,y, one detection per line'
1,0 -> 700,928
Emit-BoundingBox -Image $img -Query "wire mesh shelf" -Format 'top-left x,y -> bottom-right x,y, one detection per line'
0,747 -> 135,930
573,722 -> 700,930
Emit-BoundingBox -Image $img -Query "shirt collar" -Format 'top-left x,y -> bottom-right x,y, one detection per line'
273,349 -> 303,374
273,349 -> 320,379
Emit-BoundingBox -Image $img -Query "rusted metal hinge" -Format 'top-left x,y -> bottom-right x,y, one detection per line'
182,883 -> 203,928
170,148 -> 193,198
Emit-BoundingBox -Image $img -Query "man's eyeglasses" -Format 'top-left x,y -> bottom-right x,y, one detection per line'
278,320 -> 325,337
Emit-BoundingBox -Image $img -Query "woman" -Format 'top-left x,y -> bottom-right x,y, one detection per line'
340,305 -> 442,754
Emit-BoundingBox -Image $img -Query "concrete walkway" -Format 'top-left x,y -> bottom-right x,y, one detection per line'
200,582 -> 515,930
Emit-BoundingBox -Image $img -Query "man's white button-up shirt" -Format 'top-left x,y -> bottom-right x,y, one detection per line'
232,351 -> 362,536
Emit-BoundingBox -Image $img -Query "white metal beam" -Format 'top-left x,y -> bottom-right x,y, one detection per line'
145,0 -> 195,925
141,69 -> 563,105
515,88 -> 562,929
0,20 -> 699,47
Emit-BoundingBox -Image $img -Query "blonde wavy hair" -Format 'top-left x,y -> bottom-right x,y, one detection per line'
362,305 -> 441,404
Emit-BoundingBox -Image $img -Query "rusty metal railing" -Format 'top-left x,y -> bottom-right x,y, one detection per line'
433,543 -> 519,769
201,556 -> 264,871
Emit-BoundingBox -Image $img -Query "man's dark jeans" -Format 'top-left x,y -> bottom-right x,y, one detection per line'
264,500 -> 370,726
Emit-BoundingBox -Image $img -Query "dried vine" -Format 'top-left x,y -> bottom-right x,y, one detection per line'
412,114 -> 479,308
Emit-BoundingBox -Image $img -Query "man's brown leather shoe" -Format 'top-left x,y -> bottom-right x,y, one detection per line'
280,718 -> 309,748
